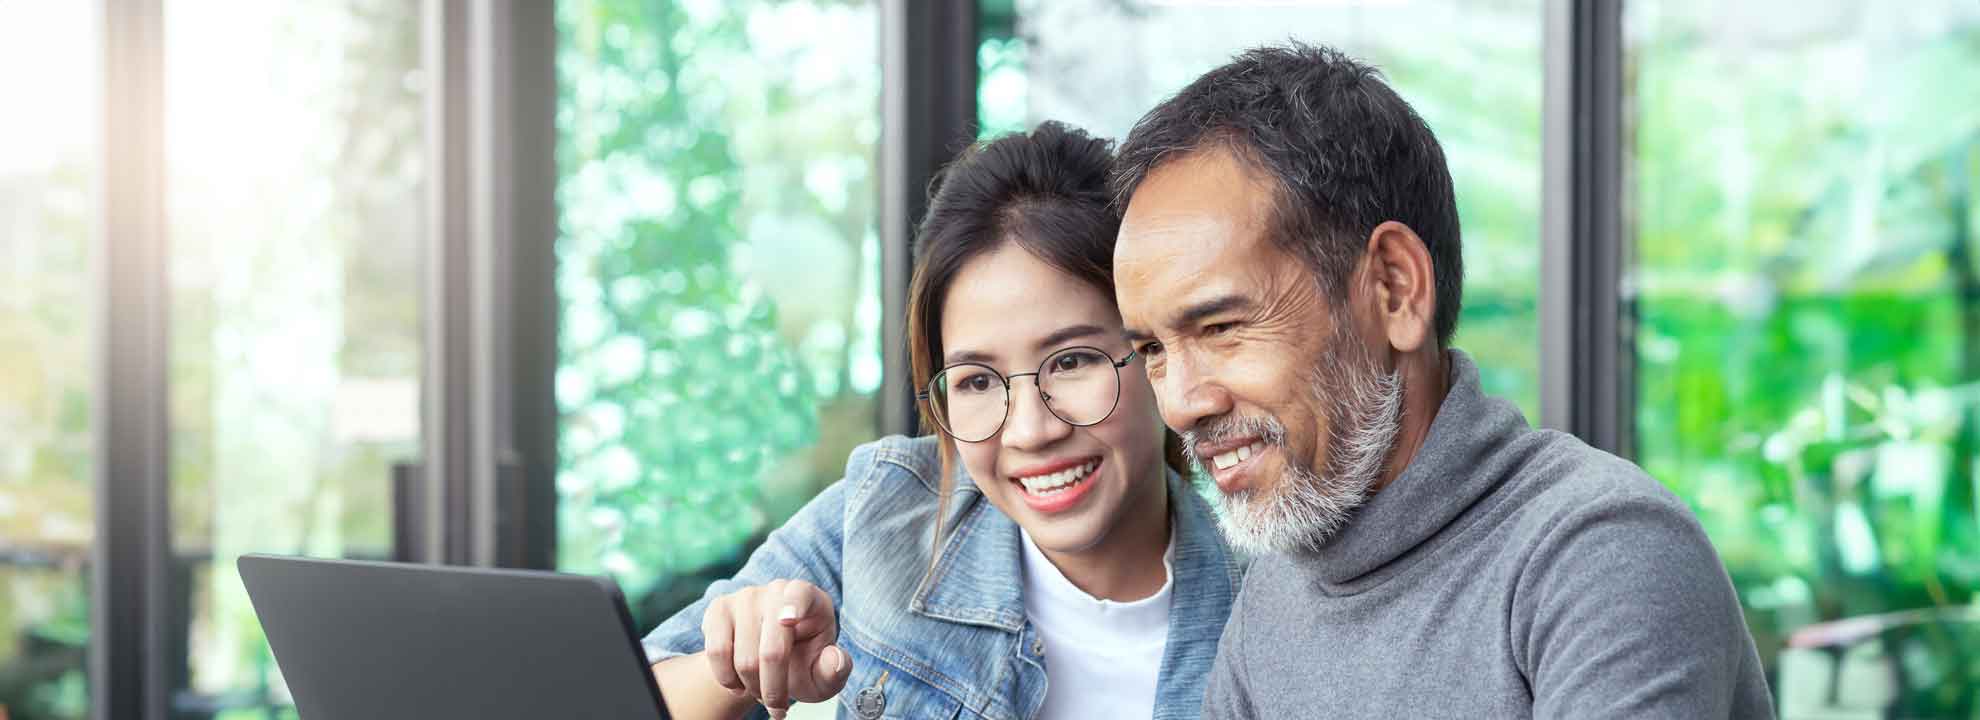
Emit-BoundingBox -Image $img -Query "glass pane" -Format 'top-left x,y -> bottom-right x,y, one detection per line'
0,4 -> 98,718
165,0 -> 424,715
1628,0 -> 1980,712
555,0 -> 884,641
978,0 -> 1544,417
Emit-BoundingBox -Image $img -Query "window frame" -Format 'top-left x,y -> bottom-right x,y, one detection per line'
1539,0 -> 1632,456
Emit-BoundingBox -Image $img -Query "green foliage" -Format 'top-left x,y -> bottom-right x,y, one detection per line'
556,0 -> 885,645
1631,3 -> 1980,707
556,0 -> 818,594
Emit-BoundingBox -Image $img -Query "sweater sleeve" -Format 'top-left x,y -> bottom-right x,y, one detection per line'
1514,488 -> 1775,719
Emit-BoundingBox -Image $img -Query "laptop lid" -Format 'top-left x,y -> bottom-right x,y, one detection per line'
239,554 -> 671,720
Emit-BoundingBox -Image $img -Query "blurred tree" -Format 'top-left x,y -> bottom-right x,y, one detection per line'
1630,2 -> 1980,709
558,0 -> 820,598
556,0 -> 883,622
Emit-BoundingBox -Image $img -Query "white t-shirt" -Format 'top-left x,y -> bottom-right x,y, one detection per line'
1019,529 -> 1174,720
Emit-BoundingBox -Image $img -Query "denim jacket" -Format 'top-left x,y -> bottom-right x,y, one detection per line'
643,435 -> 1242,719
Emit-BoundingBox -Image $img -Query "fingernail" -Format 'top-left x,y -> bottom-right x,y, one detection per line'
826,646 -> 845,674
778,605 -> 798,622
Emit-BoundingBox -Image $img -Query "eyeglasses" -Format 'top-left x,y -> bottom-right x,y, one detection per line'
917,346 -> 1139,443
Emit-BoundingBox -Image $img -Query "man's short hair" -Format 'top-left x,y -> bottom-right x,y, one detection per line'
1113,42 -> 1464,345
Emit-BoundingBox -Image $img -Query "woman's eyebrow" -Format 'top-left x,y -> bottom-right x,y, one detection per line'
1035,324 -> 1107,351
944,348 -> 995,366
942,324 -> 1110,367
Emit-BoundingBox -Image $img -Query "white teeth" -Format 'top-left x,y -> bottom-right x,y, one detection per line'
1018,460 -> 1098,494
1212,442 -> 1268,472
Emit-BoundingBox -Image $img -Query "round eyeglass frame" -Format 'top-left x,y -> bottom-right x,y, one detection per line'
916,345 -> 1140,443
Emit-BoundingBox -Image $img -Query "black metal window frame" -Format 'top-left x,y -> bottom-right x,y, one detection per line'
881,0 -> 980,437
1540,0 -> 1632,456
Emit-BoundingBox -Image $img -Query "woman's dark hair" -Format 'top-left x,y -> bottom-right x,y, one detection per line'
905,121 -> 1189,555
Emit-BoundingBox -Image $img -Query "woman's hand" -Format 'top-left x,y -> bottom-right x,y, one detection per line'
701,579 -> 853,719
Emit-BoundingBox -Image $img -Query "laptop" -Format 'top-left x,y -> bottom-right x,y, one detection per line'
239,554 -> 673,719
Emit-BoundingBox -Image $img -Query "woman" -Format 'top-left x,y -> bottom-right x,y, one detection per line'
644,122 -> 1240,720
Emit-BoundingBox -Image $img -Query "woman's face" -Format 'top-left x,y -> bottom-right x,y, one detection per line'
937,242 -> 1168,556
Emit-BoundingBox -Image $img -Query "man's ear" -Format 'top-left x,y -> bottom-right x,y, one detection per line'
1361,220 -> 1437,353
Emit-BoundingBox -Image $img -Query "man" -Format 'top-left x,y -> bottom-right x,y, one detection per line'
1110,44 -> 1774,718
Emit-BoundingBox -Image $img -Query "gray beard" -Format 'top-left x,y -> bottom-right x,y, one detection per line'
1183,339 -> 1404,555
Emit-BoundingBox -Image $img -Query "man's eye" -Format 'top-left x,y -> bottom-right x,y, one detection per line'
1204,322 -> 1237,336
1138,341 -> 1164,357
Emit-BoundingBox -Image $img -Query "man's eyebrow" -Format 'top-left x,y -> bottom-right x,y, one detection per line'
1171,293 -> 1253,330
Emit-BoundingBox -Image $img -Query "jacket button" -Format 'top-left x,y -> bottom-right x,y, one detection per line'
1032,638 -> 1045,656
854,685 -> 886,719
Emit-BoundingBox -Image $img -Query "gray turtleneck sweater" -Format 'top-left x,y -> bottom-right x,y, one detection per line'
1202,350 -> 1774,719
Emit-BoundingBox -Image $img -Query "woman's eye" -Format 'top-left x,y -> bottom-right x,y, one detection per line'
1052,350 -> 1101,373
951,373 -> 994,394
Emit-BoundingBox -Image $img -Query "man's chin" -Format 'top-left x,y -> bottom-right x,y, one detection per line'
1212,471 -> 1364,555
1218,514 -> 1315,556
1216,497 -> 1318,555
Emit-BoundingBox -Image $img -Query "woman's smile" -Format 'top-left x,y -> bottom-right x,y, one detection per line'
1009,455 -> 1103,513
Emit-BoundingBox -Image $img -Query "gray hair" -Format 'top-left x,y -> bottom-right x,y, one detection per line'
1113,42 -> 1465,345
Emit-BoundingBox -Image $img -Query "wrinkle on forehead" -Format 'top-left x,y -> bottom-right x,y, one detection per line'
1114,147 -> 1281,310
1118,245 -> 1334,345
1113,224 -> 1215,306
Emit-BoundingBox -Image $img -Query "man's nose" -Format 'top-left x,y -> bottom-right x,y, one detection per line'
1156,352 -> 1231,435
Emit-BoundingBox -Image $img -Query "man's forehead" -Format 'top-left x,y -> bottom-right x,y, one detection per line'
1120,155 -> 1273,251
1116,204 -> 1274,278
1116,238 -> 1280,329
1135,265 -> 1262,312
1116,212 -> 1235,270
1124,145 -> 1273,214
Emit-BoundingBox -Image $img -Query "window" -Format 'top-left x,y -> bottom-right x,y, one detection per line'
977,0 -> 1545,418
164,0 -> 425,713
1629,0 -> 1980,711
554,0 -> 886,638
0,4 -> 98,717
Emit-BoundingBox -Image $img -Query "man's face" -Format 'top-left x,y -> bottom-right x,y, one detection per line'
1114,147 -> 1402,553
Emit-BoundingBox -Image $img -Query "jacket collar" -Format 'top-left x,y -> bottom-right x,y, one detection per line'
907,460 -> 1240,652
1153,471 -> 1241,719
908,462 -> 1028,632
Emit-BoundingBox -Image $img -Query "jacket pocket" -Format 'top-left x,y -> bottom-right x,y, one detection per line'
837,630 -> 967,719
